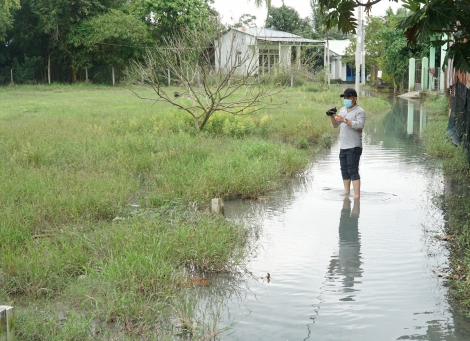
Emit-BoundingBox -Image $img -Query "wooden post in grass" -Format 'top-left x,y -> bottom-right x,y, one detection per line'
10,69 -> 13,85
0,306 -> 15,341
112,67 -> 115,86
48,55 -> 51,85
211,198 -> 224,215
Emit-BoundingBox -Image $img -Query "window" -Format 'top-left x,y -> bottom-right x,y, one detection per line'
258,49 -> 279,74
235,50 -> 242,65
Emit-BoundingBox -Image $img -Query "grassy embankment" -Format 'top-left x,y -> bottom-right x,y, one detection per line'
421,95 -> 470,314
0,84 -> 389,339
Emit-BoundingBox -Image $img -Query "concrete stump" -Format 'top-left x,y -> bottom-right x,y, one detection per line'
0,306 -> 14,341
211,198 -> 224,215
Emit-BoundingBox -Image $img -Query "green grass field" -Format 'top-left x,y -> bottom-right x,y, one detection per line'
0,83 -> 389,339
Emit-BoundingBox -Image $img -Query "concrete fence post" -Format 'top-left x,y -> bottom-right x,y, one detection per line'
291,67 -> 294,87
421,57 -> 429,92
409,58 -> 415,92
112,67 -> 115,86
211,198 -> 224,215
10,69 -> 13,85
0,306 -> 15,341
440,34 -> 447,92
429,44 -> 436,91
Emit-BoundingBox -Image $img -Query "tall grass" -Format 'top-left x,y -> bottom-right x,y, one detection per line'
421,94 -> 470,316
0,83 -> 389,339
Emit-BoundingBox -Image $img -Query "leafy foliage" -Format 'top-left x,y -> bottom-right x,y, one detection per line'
0,0 -> 221,82
67,10 -> 149,69
310,0 -> 349,39
129,22 -> 281,131
317,0 -> 470,72
265,4 -> 312,37
233,13 -> 257,28
129,0 -> 217,43
0,0 -> 20,40
343,10 -> 428,90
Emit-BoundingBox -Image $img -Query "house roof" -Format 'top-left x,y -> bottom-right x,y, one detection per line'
233,27 -> 324,44
327,39 -> 351,56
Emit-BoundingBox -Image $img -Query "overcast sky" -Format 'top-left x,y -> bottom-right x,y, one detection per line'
212,0 -> 403,27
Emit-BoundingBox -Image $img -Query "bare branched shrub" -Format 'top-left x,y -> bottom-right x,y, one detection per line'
129,22 -> 283,131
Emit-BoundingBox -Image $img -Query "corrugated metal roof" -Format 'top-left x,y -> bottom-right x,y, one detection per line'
233,27 -> 324,44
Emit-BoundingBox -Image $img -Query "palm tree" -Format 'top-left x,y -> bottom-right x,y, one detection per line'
248,0 -> 272,23
384,6 -> 408,20
250,0 -> 272,8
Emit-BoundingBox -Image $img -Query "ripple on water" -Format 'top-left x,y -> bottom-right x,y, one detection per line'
214,98 -> 470,341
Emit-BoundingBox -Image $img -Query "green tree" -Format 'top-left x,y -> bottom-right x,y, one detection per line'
0,0 -> 48,66
67,10 -> 149,71
0,0 -> 20,40
310,0 -> 348,39
265,4 -> 312,37
343,16 -> 385,75
344,10 -> 427,90
400,0 -> 470,71
129,0 -> 217,42
317,0 -> 470,72
233,13 -> 257,28
28,0 -> 123,82
130,21 -> 281,131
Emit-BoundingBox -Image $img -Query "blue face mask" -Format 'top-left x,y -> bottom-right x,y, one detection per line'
344,99 -> 353,108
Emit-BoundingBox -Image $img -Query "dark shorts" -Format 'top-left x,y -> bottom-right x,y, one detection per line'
339,147 -> 362,181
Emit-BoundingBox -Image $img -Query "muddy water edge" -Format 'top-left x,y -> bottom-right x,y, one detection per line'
196,95 -> 470,340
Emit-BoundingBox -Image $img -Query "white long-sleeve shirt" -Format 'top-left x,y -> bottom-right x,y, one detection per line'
332,105 -> 366,149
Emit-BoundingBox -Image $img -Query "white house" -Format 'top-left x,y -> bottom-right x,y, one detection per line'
327,39 -> 356,82
214,27 -> 324,75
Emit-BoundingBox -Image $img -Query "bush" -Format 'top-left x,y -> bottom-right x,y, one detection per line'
12,56 -> 43,84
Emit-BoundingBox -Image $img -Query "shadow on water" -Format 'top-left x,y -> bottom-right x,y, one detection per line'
201,94 -> 470,341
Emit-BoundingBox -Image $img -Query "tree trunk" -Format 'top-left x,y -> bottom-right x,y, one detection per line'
48,55 -> 51,85
72,69 -> 77,83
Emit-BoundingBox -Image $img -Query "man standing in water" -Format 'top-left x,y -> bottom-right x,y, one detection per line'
328,88 -> 366,199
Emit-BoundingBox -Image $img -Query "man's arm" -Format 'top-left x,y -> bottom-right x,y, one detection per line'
350,109 -> 365,130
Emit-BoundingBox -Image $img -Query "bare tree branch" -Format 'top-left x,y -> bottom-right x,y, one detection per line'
128,22 -> 287,131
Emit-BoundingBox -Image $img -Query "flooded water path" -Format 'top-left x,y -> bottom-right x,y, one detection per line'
211,97 -> 470,340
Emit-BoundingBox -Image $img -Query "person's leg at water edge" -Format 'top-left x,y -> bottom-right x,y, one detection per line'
339,148 -> 351,195
339,147 -> 362,199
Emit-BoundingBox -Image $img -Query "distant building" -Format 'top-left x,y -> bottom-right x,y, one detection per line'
214,27 -> 323,75
327,39 -> 357,82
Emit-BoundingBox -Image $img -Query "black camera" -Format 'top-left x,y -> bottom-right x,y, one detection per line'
326,107 -> 337,116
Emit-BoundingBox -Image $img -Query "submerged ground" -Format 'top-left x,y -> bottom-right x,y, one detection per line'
0,84 -> 389,339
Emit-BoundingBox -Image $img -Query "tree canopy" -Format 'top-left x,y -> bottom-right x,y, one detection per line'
265,4 -> 312,37
0,0 -> 220,82
317,0 -> 470,72
343,9 -> 427,90
0,0 -> 20,40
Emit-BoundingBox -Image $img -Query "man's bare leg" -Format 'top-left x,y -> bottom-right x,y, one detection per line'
343,179 -> 351,195
352,180 -> 361,199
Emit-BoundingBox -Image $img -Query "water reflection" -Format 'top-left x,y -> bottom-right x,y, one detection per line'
212,95 -> 470,341
327,197 -> 362,302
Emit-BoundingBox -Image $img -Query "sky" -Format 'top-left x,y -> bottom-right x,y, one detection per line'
212,0 -> 403,27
